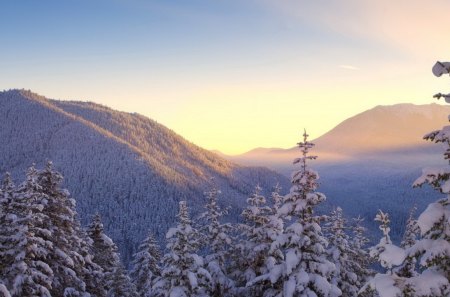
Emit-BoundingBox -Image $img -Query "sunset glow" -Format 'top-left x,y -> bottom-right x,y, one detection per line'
1,0 -> 449,154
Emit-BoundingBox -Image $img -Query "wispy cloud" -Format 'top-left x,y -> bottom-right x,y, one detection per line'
339,65 -> 359,71
261,0 -> 450,59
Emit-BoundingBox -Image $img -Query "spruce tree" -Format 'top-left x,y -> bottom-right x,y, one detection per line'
87,213 -> 122,293
153,201 -> 212,297
361,211 -> 408,296
108,264 -> 138,297
36,162 -> 89,296
199,184 -> 234,296
406,60 -> 450,295
348,216 -> 372,294
394,207 -> 419,278
131,232 -> 162,297
325,207 -> 360,297
264,131 -> 340,297
237,185 -> 285,296
0,166 -> 54,297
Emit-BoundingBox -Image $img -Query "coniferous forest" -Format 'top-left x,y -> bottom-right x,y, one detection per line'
1,63 -> 450,297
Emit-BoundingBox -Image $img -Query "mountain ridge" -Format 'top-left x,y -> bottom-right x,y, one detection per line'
0,89 -> 290,265
228,102 -> 450,166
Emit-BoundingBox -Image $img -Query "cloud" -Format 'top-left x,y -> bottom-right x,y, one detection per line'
260,0 -> 450,59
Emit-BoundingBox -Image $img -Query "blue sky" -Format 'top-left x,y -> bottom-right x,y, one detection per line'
2,0 -> 449,154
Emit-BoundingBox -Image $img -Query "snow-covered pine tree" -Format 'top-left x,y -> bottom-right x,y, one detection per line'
237,185 -> 285,297
131,231 -> 162,297
35,161 -> 90,296
0,165 -> 54,297
153,201 -> 212,297
87,213 -> 122,292
405,60 -> 450,296
198,183 -> 235,297
394,206 -> 419,279
239,185 -> 271,295
0,173 -> 15,274
361,210 -> 407,296
108,264 -> 138,297
324,207 -> 360,297
267,131 -> 340,297
348,216 -> 372,294
78,228 -> 107,297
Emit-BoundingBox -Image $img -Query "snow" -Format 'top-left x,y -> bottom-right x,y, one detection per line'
285,250 -> 300,274
187,271 -> 198,288
417,200 -> 450,235
166,227 -> 178,239
378,244 -> 406,269
283,278 -> 296,297
365,274 -> 402,297
0,284 -> 10,297
407,269 -> 450,296
169,287 -> 188,297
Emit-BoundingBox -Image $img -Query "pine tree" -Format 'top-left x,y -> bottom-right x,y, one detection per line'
240,185 -> 271,294
394,206 -> 419,279
264,131 -> 340,297
153,201 -> 212,297
131,232 -> 162,297
0,173 -> 15,273
348,216 -> 372,294
324,207 -> 360,297
199,184 -> 235,296
35,162 -> 90,296
87,213 -> 122,293
405,60 -> 450,295
78,228 -> 108,297
361,211 -> 408,296
108,264 -> 139,297
0,166 -> 54,297
236,185 -> 285,297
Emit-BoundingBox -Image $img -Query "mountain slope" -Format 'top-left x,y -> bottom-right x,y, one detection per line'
226,103 -> 450,242
313,103 -> 450,154
0,89 -> 289,264
230,103 -> 450,168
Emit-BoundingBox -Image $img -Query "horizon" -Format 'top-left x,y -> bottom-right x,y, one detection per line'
2,1 -> 450,154
4,88 -> 448,156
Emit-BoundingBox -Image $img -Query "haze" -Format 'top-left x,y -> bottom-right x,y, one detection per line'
1,0 -> 449,154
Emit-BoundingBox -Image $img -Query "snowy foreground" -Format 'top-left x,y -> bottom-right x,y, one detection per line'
1,63 -> 450,296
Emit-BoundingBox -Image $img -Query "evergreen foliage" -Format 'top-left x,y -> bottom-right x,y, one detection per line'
255,131 -> 341,297
131,232 -> 161,297
153,201 -> 212,297
324,207 -> 364,297
198,184 -> 235,296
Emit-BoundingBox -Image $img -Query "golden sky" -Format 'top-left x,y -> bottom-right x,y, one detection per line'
2,0 -> 450,154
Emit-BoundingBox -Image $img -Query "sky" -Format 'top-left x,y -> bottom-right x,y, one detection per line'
1,0 -> 450,154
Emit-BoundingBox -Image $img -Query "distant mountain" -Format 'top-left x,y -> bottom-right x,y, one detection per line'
230,103 -> 450,169
226,103 -> 450,242
0,89 -> 289,265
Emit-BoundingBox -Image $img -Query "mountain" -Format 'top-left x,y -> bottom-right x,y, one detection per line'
230,103 -> 450,170
0,89 -> 289,265
226,103 -> 450,242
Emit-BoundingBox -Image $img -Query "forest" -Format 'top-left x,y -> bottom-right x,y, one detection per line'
0,63 -> 449,296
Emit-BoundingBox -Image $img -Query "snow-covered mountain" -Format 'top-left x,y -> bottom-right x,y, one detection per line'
226,103 -> 450,241
0,89 -> 289,264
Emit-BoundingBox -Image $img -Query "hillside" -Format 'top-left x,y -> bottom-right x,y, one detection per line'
226,103 -> 450,241
230,103 -> 450,168
0,89 -> 289,264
